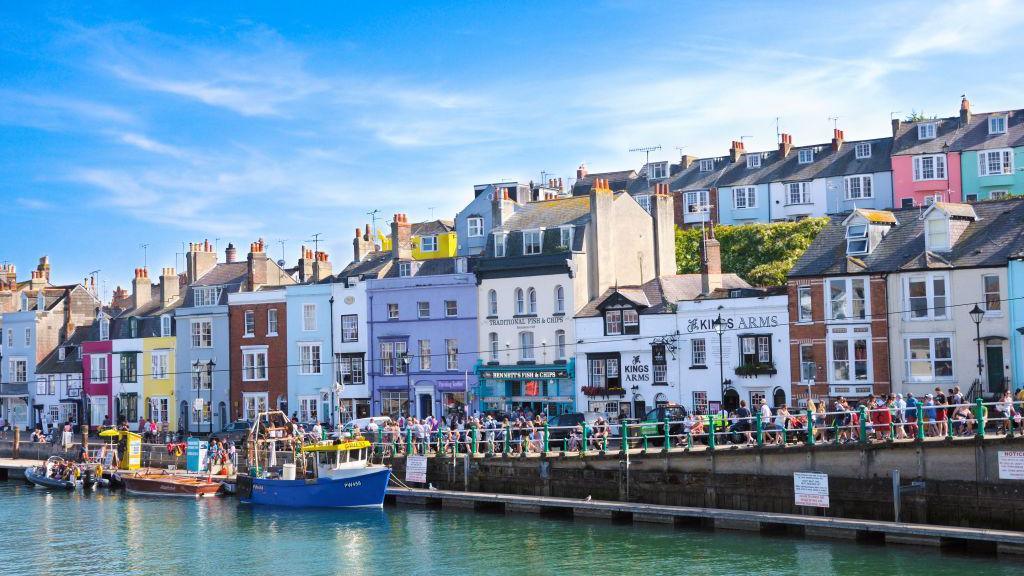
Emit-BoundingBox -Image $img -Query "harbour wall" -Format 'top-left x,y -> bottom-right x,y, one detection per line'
0,441 -> 187,469
387,437 -> 1024,532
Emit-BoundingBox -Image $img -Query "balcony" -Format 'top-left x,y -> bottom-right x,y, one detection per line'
734,363 -> 777,377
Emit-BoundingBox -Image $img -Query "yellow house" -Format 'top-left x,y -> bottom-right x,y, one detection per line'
143,336 -> 176,431
378,219 -> 457,260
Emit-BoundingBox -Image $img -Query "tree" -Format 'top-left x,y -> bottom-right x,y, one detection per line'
675,218 -> 829,286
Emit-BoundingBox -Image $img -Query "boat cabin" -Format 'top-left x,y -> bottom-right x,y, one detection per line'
302,440 -> 371,480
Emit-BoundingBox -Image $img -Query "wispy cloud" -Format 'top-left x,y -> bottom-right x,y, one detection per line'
15,198 -> 53,211
119,133 -> 188,159
891,0 -> 1024,58
0,90 -> 135,131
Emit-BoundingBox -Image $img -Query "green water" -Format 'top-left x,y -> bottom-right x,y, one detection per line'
0,482 -> 1015,575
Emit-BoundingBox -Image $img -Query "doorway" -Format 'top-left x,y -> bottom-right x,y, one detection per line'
987,345 -> 1006,395
179,400 -> 189,433
632,395 -> 646,420
418,394 -> 433,419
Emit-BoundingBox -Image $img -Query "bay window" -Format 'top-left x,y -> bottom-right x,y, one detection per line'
588,354 -> 621,388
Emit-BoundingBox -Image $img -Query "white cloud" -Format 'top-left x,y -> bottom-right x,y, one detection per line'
891,0 -> 1024,58
15,198 -> 53,211
119,133 -> 188,159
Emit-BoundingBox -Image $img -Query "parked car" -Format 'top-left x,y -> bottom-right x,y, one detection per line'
216,420 -> 253,444
340,416 -> 393,440
546,412 -> 611,451
635,404 -> 690,446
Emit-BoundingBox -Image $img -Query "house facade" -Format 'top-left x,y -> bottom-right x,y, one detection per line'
284,282 -> 333,424
958,108 -> 1024,201
1009,257 -> 1024,391
890,101 -> 969,207
228,289 -> 287,422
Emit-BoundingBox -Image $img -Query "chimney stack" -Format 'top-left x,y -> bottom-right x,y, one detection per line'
160,267 -> 179,306
247,240 -> 269,290
891,118 -> 901,137
960,95 -> 971,126
831,129 -> 844,152
312,251 -> 333,282
132,267 -> 152,310
29,269 -> 46,290
186,239 -> 217,284
779,133 -> 793,158
700,223 -> 723,295
491,188 -> 517,229
650,183 -> 677,278
110,286 -> 130,310
589,178 -> 615,297
680,155 -> 698,170
390,213 -> 413,261
729,140 -> 745,163
576,163 -> 588,180
225,243 -> 238,263
37,256 -> 50,283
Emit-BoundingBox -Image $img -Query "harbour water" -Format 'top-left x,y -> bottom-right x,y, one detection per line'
0,482 -> 1017,576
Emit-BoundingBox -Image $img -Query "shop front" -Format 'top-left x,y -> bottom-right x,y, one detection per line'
474,361 -> 575,416
437,379 -> 467,418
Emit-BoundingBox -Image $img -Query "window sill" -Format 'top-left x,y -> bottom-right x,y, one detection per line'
513,314 -> 538,319
783,202 -> 814,207
553,312 -> 565,317
690,365 -> 708,370
843,196 -> 874,201
267,332 -> 278,337
517,360 -> 537,365
243,334 -> 254,339
554,359 -> 567,365
652,382 -> 669,386
486,315 -> 498,320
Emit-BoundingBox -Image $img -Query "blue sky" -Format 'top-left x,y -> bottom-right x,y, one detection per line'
2,1 -> 1023,294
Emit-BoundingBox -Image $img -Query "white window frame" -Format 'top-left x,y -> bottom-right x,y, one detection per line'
190,319 -> 212,348
559,226 -> 574,249
555,329 -> 566,360
554,285 -> 565,314
160,315 -> 172,337
298,396 -> 318,424
243,392 -> 269,422
691,339 -> 706,367
854,142 -> 872,159
798,149 -> 813,164
514,288 -> 525,315
387,303 -> 399,320
244,310 -> 255,336
467,217 -> 484,238
298,342 -> 322,375
420,235 -> 438,253
89,355 -> 107,383
98,320 -> 108,342
647,161 -> 668,179
746,154 -> 761,169
494,233 -> 507,257
904,272 -> 949,321
989,115 -> 1007,135
846,223 -> 868,255
445,300 -> 458,317
341,314 -> 358,342
918,123 -> 937,140
826,277 -> 869,321
193,286 -> 221,307
151,350 -> 169,380
844,175 -> 873,199
527,287 -> 537,315
418,339 -> 431,371
799,344 -> 815,381
786,182 -> 811,205
733,186 -> 756,209
519,331 -> 535,361
828,334 -> 870,384
268,308 -> 279,336
488,332 -> 499,361
398,262 -> 412,277
242,347 -> 269,381
685,190 -> 709,214
487,289 -> 498,316
904,334 -> 954,383
978,149 -> 1014,177
336,354 -> 364,386
797,285 -> 813,323
446,339 -> 458,371
635,194 -> 652,214
925,217 -> 950,251
302,303 -> 317,331
912,154 -> 947,181
10,357 -> 28,383
523,229 -> 543,255
982,274 -> 1002,313
417,301 -> 430,319
698,159 -> 714,172
380,341 -> 408,376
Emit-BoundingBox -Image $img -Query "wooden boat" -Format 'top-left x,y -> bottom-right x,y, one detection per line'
120,470 -> 222,497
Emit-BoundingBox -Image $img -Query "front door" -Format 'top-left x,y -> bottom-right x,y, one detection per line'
633,398 -> 646,420
987,345 -> 1006,395
418,394 -> 433,419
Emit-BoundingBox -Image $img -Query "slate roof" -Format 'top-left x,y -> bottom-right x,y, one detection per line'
495,196 -> 591,232
336,251 -> 393,282
380,257 -> 475,279
957,110 -> 1024,151
789,198 -> 1024,278
576,274 -> 752,317
891,108 -> 1024,155
571,169 -> 638,195
411,219 -> 455,236
36,325 -> 91,374
849,208 -> 898,224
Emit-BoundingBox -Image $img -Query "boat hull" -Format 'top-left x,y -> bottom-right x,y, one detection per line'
121,474 -> 222,497
238,467 -> 390,508
24,467 -> 78,490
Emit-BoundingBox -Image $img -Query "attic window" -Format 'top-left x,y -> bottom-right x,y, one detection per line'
647,162 -> 668,179
398,262 -> 412,277
58,347 -> 66,361
493,232 -> 507,257
523,230 -> 542,255
559,226 -> 574,249
746,154 -> 761,169
193,286 -> 221,307
419,236 -> 437,252
926,217 -> 950,251
635,194 -> 652,214
798,149 -> 813,164
698,159 -> 714,172
989,115 -> 1007,134
604,307 -> 639,336
855,142 -> 871,159
846,224 -> 869,255
918,123 -> 937,140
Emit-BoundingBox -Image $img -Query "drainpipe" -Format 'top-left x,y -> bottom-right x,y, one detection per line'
329,294 -> 336,426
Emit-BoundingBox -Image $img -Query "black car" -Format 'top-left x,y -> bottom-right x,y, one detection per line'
216,420 -> 253,444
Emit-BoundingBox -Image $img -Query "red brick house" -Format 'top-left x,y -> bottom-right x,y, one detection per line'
228,288 -> 287,421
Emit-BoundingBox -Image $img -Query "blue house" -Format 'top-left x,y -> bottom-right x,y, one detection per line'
285,281 -> 335,424
1009,256 -> 1024,390
455,183 -> 527,257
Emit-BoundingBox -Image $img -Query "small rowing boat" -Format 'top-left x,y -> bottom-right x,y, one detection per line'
120,470 -> 222,497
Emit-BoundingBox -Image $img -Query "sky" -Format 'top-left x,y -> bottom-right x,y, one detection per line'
2,0 -> 1023,295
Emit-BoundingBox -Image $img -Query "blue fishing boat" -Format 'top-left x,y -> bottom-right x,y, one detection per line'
236,411 -> 391,508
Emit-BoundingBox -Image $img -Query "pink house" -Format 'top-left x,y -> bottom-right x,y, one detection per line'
82,337 -> 113,427
889,98 -> 971,207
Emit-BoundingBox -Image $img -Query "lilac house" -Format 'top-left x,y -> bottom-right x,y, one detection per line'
366,214 -> 478,419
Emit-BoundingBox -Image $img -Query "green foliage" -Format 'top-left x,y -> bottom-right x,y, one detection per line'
905,110 -> 939,122
675,218 -> 829,286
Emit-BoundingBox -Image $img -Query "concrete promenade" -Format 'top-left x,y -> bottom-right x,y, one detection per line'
387,486 -> 1024,556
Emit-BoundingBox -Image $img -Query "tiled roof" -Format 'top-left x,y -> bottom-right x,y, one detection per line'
789,198 -> 1024,277
336,251 -> 392,281
193,262 -> 248,287
891,115 -> 963,155
571,169 -> 637,195
892,108 -> 1024,155
957,110 -> 1024,151
381,257 -> 474,278
495,196 -> 591,232
411,219 -> 455,236
36,325 -> 91,374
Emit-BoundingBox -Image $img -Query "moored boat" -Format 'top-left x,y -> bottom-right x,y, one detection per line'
24,457 -> 81,490
237,411 -> 391,508
120,470 -> 222,497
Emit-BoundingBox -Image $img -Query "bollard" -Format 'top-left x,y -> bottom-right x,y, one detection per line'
662,418 -> 670,452
832,419 -> 839,445
976,399 -> 985,439
708,418 -> 716,450
543,424 -> 549,453
946,409 -> 954,440
858,406 -> 867,444
755,413 -> 763,447
916,405 -> 925,441
687,431 -> 693,449
602,435 -> 608,452
406,428 -> 412,455
471,427 -> 479,454
504,425 -> 510,454
621,422 -> 629,455
582,423 -> 589,456
806,409 -> 814,446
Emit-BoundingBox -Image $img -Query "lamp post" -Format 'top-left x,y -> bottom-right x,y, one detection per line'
192,360 -> 201,435
207,360 -> 215,435
712,314 -> 725,409
402,353 -> 412,418
970,304 -> 985,385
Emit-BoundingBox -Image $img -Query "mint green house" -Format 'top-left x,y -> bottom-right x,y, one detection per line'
959,109 -> 1024,201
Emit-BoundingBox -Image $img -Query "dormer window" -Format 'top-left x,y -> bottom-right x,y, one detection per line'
918,123 -> 937,140
926,217 -> 950,252
855,142 -> 871,159
746,154 -> 761,169
698,159 -> 714,172
493,232 -> 507,257
419,235 -> 437,252
604,307 -> 639,336
646,161 -> 668,179
846,224 -> 868,255
635,194 -> 652,214
36,292 -> 45,310
99,318 -> 110,341
798,149 -> 813,164
559,226 -> 574,249
989,115 -> 1007,134
455,257 -> 468,273
522,230 -> 543,255
193,286 -> 221,307
398,262 -> 412,277
161,315 -> 171,337
58,347 -> 66,361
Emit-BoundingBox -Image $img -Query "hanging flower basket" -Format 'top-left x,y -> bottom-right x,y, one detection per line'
581,386 -> 626,397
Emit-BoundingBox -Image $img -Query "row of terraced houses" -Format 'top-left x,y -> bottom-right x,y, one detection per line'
1,97 -> 1024,432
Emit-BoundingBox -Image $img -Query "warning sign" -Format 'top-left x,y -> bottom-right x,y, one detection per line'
406,455 -> 428,484
998,451 -> 1024,480
794,472 -> 829,508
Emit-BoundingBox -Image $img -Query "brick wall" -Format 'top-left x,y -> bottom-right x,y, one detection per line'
228,302 -> 288,420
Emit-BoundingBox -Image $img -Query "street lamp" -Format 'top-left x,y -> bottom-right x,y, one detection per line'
712,314 -> 725,410
208,360 -> 215,435
193,359 -> 215,435
192,360 -> 201,435
402,353 -> 412,418
970,304 -> 985,379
